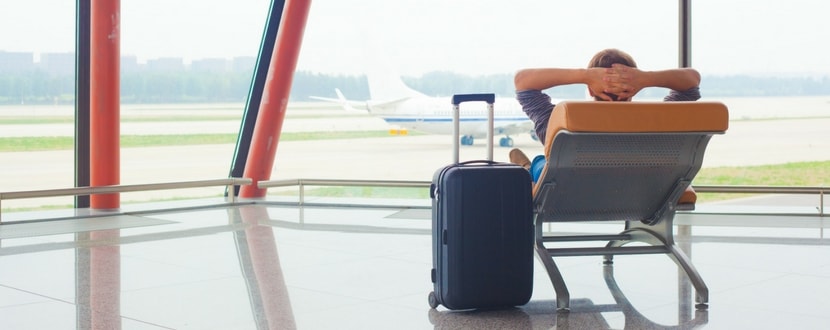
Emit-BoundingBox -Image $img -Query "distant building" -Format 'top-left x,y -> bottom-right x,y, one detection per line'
145,57 -> 184,72
121,55 -> 140,73
0,51 -> 35,73
39,52 -> 75,75
232,56 -> 256,74
190,58 -> 229,72
0,51 -> 260,76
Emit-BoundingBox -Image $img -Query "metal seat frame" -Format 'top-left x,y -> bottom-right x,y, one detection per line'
533,130 -> 721,312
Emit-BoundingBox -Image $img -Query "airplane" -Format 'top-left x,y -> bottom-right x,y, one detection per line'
311,70 -> 538,147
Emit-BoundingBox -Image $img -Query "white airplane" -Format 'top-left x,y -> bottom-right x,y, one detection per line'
312,70 -> 538,147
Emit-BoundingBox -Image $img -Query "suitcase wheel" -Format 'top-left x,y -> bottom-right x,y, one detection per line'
428,291 -> 439,309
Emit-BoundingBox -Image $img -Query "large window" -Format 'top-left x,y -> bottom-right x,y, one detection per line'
1,1 -> 827,211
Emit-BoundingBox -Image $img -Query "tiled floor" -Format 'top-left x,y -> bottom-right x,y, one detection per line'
1,198 -> 829,329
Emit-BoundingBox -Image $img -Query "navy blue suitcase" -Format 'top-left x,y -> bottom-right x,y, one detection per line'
428,94 -> 534,310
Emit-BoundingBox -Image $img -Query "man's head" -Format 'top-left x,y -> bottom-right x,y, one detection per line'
588,48 -> 637,101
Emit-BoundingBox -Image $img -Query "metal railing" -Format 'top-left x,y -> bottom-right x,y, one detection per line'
692,185 -> 827,216
0,178 -> 252,223
1,179 -> 826,223
258,178 -> 431,206
259,180 -> 827,216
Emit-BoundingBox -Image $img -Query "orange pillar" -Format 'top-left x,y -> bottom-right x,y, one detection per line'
90,0 -> 120,208
240,0 -> 312,198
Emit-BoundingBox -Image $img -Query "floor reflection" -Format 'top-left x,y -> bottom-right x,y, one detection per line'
428,263 -> 708,329
67,205 -> 296,329
429,245 -> 708,330
233,205 -> 296,329
3,201 -> 830,328
76,229 -> 122,329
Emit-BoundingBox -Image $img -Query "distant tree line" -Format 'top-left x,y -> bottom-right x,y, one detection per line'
1,70 -> 828,105
700,75 -> 830,97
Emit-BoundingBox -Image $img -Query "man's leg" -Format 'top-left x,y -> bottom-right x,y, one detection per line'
509,148 -> 531,170
529,155 -> 546,183
510,148 -> 546,183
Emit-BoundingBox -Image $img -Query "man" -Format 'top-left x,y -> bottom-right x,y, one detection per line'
510,48 -> 701,182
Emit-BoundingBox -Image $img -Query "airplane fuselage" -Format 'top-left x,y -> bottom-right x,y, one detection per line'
369,96 -> 533,139
313,65 -> 539,146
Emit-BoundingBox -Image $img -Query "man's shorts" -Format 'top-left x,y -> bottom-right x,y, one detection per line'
530,155 -> 545,183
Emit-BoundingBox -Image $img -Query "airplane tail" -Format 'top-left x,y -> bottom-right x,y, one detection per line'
334,88 -> 357,112
365,62 -> 427,101
309,89 -> 367,113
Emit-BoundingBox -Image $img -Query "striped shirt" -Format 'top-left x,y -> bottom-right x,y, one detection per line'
516,87 -> 701,143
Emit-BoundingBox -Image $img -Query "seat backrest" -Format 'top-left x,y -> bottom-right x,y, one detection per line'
533,101 -> 728,223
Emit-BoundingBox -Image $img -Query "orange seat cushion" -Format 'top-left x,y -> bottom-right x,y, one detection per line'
534,101 -> 728,202
543,101 -> 729,160
680,186 -> 697,205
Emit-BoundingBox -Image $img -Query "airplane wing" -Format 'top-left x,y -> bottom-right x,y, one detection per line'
311,88 -> 418,115
494,120 -> 534,136
308,88 -> 367,113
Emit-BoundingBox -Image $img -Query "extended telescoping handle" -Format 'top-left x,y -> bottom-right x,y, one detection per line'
451,93 -> 495,164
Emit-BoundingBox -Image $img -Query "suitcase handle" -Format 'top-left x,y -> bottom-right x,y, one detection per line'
451,93 -> 495,163
451,93 -> 495,106
457,160 -> 496,166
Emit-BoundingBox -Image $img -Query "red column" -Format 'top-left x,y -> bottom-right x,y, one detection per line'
90,0 -> 121,208
240,0 -> 312,198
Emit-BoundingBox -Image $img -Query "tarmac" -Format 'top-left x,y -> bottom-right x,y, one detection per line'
1,103 -> 829,209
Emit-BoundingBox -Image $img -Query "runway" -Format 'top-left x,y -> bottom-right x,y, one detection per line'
1,105 -> 829,209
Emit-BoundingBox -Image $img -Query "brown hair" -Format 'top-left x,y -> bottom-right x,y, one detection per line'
588,48 -> 637,69
588,49 -> 637,101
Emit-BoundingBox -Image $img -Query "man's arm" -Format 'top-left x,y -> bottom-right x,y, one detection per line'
515,65 -> 701,101
605,64 -> 700,100
514,67 -> 615,101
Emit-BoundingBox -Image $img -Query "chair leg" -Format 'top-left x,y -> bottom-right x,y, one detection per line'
534,240 -> 571,312
535,215 -> 571,312
666,243 -> 709,309
616,219 -> 709,309
536,214 -> 709,311
603,265 -> 710,327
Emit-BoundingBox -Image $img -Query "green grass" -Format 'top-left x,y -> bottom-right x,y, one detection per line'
0,112 -> 358,125
695,161 -> 828,186
0,130 -> 417,152
0,116 -> 240,124
692,161 -> 828,203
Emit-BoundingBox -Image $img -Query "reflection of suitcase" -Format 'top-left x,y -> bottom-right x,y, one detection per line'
428,94 -> 534,310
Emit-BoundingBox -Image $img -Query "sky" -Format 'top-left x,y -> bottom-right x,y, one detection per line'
1,0 -> 828,77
